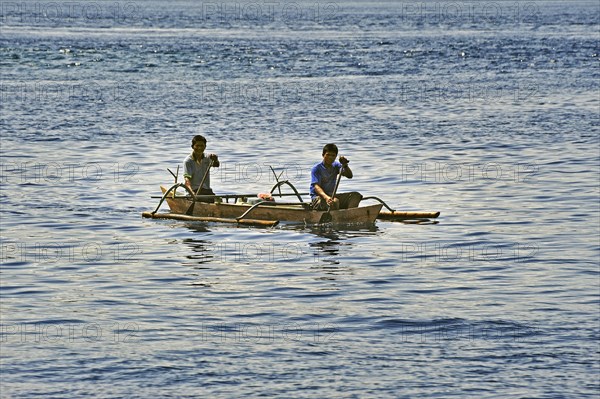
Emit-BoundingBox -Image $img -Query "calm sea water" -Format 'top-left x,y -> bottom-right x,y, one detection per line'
1,1 -> 599,398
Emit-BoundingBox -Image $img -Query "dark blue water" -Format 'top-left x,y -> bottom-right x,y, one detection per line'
1,1 -> 599,397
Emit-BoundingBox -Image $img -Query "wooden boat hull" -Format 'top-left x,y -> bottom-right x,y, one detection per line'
159,186 -> 383,224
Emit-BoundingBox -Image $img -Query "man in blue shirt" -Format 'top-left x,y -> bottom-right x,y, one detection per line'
310,143 -> 362,210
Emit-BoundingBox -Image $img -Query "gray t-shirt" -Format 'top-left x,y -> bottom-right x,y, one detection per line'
183,154 -> 212,191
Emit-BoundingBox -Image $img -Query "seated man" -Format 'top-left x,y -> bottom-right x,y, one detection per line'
183,135 -> 220,202
310,143 -> 362,210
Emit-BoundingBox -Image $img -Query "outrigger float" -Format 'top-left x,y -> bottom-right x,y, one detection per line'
142,178 -> 440,228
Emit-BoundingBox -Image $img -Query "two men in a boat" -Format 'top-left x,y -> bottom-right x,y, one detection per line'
183,135 -> 219,201
310,143 -> 362,210
183,137 -> 361,210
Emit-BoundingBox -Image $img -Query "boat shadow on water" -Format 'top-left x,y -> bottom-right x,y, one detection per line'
165,214 -> 437,281
297,223 -> 382,271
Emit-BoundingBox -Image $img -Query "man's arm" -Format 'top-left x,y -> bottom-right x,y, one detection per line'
209,154 -> 220,167
183,157 -> 195,193
339,157 -> 353,178
342,165 -> 353,178
313,184 -> 334,205
184,177 -> 194,193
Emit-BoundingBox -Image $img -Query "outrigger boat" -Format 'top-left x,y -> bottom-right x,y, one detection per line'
142,178 -> 440,227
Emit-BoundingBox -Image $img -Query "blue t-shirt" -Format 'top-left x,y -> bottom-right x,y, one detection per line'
310,161 -> 342,199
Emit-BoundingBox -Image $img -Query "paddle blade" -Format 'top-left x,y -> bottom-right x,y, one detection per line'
319,211 -> 332,224
185,201 -> 195,215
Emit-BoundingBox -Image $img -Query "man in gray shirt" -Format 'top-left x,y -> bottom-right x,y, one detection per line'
183,135 -> 220,201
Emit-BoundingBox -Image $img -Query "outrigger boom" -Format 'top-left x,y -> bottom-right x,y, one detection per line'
141,211 -> 278,227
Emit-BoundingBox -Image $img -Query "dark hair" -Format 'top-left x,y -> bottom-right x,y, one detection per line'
322,143 -> 338,155
191,135 -> 207,147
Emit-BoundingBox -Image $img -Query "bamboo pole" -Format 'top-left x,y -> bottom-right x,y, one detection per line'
142,212 -> 278,227
377,211 -> 440,221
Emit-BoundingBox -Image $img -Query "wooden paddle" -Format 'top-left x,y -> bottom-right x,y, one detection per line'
186,158 -> 214,215
319,164 -> 344,223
